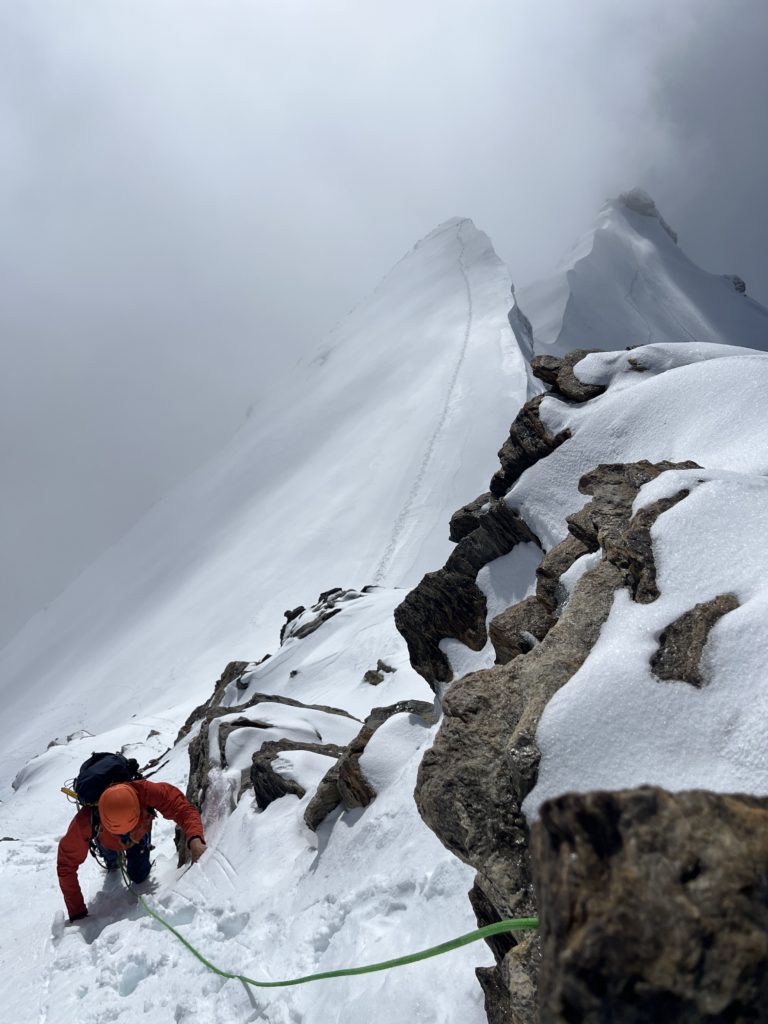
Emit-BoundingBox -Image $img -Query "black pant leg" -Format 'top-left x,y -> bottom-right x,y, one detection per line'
125,829 -> 152,883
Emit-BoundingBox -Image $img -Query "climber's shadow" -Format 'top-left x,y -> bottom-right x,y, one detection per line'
77,870 -> 159,944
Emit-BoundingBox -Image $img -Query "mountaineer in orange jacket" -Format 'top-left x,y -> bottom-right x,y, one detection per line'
57,779 -> 206,921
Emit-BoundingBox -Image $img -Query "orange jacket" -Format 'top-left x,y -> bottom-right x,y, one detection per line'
57,779 -> 204,918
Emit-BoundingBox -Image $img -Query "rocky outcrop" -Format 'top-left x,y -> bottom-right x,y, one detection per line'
185,691 -> 358,811
396,372 -> 635,689
651,593 -> 740,687
304,700 -> 435,831
250,739 -> 343,810
450,492 -> 493,543
530,350 -> 606,403
723,274 -> 747,295
280,606 -> 305,641
395,500 -> 538,687
362,659 -> 397,685
565,460 -> 699,602
532,787 -> 768,1023
488,597 -> 555,665
280,588 -> 363,643
490,395 -> 571,498
414,460 -> 698,1022
534,534 -> 591,612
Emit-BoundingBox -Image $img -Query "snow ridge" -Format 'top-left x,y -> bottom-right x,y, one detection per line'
373,219 -> 476,585
518,192 -> 768,357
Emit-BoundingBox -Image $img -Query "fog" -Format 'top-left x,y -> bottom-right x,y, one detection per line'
2,0 -> 766,645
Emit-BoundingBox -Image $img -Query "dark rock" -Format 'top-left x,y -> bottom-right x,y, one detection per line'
651,593 -> 739,687
567,460 -> 700,603
531,349 -> 606,403
450,492 -> 493,542
281,588 -> 363,644
289,669 -> 299,678
280,606 -> 305,643
489,596 -> 556,664
490,396 -> 571,498
723,274 -> 747,294
600,486 -> 698,604
477,936 -> 541,1024
250,739 -> 342,810
396,570 -> 486,686
339,700 -> 435,811
304,700 -> 435,831
303,763 -> 342,832
532,787 -> 768,1024
445,500 -> 538,578
396,501 -> 538,688
535,534 -> 591,613
362,661 -> 395,685
185,692 -> 358,811
528,355 -> 560,387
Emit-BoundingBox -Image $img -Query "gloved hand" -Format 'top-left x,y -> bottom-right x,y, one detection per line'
188,837 -> 206,863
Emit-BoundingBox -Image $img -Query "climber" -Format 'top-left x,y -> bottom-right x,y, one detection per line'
57,779 -> 206,922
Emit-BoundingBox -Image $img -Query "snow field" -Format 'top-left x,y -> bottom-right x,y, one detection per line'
3,590 -> 491,1024
0,217 -> 530,794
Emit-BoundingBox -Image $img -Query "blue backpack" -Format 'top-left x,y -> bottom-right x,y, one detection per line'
71,751 -> 141,806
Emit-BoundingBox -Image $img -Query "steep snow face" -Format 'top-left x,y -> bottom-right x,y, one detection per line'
0,217 -> 530,788
517,190 -> 768,356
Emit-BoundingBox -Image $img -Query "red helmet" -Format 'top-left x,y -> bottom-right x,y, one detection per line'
99,783 -> 140,834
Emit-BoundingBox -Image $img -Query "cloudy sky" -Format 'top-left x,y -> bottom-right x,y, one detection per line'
2,0 -> 767,646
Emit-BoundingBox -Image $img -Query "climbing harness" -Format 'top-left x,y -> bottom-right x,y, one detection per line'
119,858 -> 539,988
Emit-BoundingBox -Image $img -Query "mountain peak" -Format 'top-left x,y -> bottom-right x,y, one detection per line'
612,187 -> 678,244
517,188 -> 768,356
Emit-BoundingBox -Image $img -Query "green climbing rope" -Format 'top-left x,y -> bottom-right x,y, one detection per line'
120,861 -> 539,988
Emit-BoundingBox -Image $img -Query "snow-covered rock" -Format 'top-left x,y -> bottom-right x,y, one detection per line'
406,338 -> 768,1018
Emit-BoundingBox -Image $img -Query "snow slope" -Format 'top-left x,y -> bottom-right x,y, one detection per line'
517,189 -> 768,356
4,590 -> 492,1024
499,344 -> 768,816
0,217 -> 531,791
4,195 -> 768,1024
0,215 -> 530,1024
